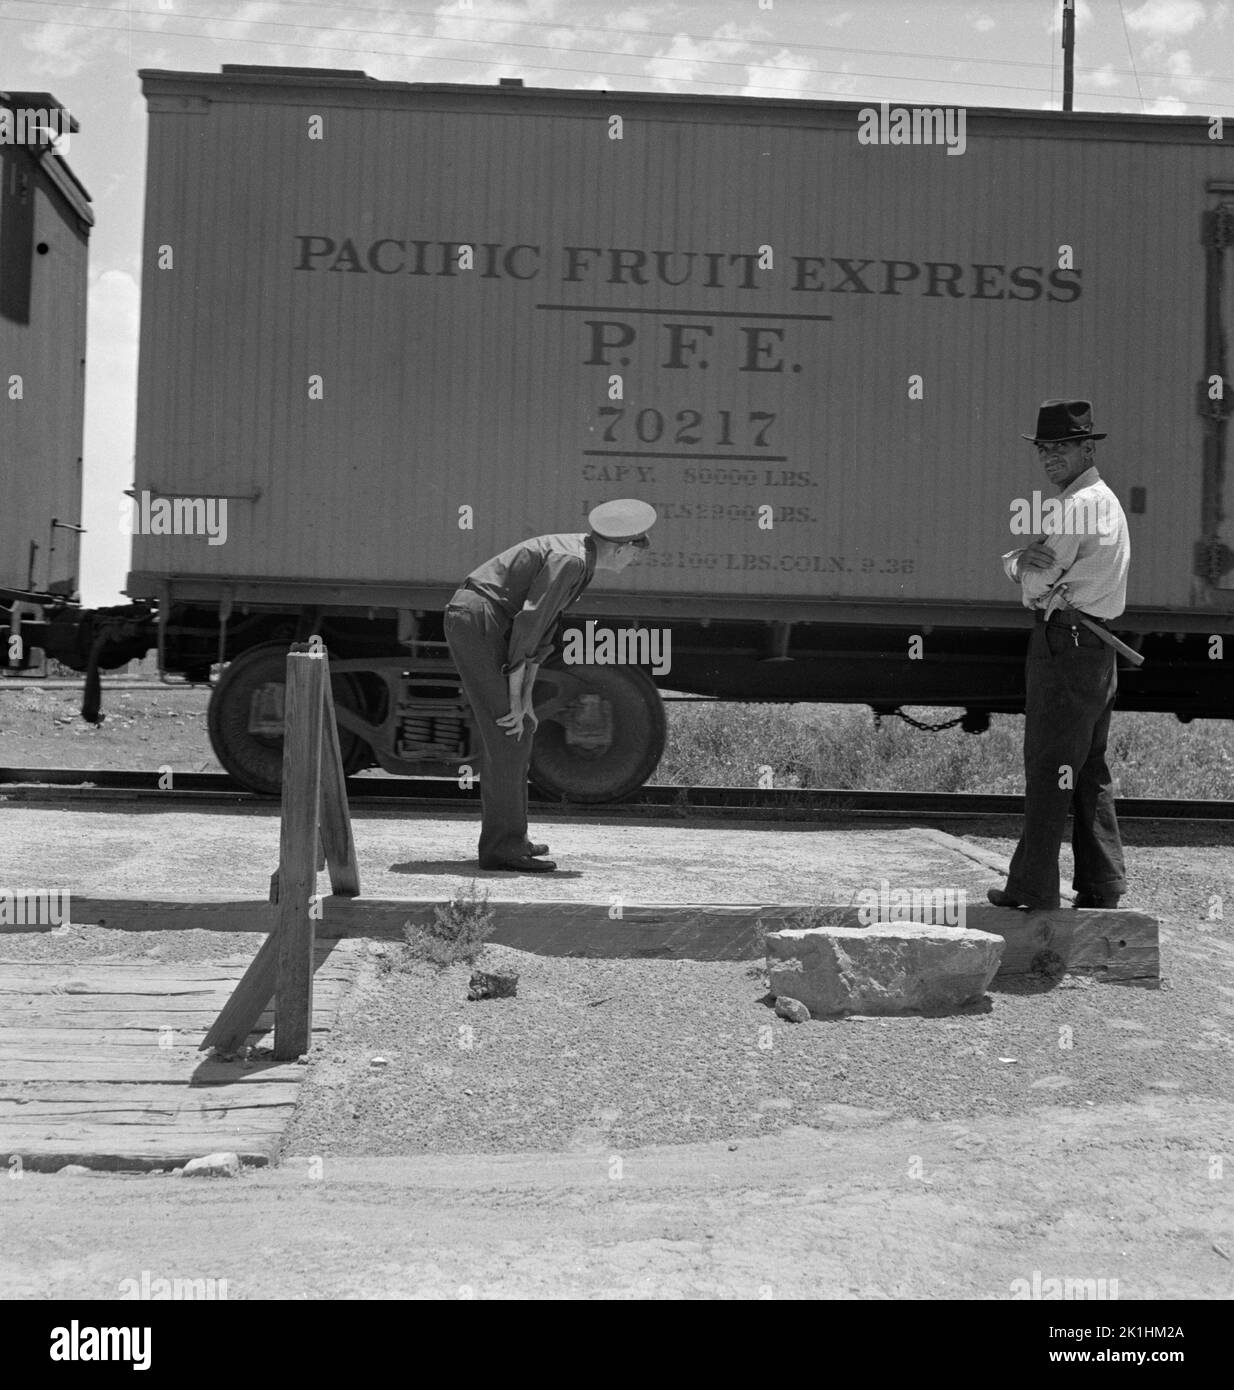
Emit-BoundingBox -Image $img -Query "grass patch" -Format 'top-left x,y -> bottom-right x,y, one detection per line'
652,702 -> 1234,800
395,882 -> 496,971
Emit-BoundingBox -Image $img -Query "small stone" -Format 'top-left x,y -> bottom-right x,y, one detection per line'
369,1056 -> 389,1069
56,1164 -> 91,1176
181,1151 -> 242,1178
774,996 -> 811,1023
468,968 -> 518,1001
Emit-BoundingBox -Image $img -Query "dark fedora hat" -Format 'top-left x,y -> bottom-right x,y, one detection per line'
1021,398 -> 1107,443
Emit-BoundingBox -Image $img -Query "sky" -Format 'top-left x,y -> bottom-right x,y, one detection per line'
4,0 -> 1233,604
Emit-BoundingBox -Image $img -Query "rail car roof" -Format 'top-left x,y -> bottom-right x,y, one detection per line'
0,89 -> 92,227
136,64 -> 1220,146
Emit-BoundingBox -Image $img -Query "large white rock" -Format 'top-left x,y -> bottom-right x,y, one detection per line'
766,923 -> 1004,1017
180,1151 -> 242,1178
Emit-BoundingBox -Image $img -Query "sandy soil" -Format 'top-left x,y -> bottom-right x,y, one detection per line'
4,697 -> 1232,1299
3,1097 -> 1232,1299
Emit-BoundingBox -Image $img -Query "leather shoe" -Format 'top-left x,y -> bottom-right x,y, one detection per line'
987,888 -> 1056,911
1073,893 -> 1121,908
479,855 -> 557,873
525,843 -> 549,857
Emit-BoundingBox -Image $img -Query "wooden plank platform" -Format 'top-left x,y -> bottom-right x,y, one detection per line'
0,941 -> 359,1172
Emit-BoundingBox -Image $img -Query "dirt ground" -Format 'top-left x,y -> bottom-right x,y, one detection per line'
4,887 -> 1233,1298
3,692 -> 1232,1299
3,1096 -> 1232,1299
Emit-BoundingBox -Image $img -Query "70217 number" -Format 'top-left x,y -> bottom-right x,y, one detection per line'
594,407 -> 776,449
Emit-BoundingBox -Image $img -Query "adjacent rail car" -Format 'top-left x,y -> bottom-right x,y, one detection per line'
0,91 -> 90,641
11,67 -> 1234,799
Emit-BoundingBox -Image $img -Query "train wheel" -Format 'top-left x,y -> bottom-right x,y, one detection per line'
207,642 -> 371,795
528,664 -> 665,803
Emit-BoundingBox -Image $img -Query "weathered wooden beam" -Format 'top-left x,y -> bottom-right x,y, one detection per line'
273,649 -> 324,1061
318,672 -> 360,898
198,930 -> 280,1053
43,895 -> 1163,985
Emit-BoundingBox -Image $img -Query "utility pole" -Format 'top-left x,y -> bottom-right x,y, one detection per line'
1062,0 -> 1076,111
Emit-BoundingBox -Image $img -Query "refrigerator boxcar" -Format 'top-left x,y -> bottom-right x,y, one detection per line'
13,66 -> 1234,799
0,90 -> 90,607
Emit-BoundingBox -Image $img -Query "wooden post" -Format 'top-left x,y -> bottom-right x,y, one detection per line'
201,644 -> 361,1057
318,674 -> 360,897
272,650 -> 324,1060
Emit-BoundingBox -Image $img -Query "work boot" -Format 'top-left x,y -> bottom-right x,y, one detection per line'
987,888 -> 1057,911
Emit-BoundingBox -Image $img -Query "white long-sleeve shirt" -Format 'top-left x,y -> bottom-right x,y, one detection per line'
1001,466 -> 1130,620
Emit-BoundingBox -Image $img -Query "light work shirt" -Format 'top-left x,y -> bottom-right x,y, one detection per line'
464,533 -> 596,674
1001,467 -> 1130,620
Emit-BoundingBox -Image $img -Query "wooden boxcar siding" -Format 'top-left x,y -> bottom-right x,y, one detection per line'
131,77 -> 1234,612
0,153 -> 88,594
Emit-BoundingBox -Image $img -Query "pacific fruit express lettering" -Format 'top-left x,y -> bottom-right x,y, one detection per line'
291,238 -> 1082,302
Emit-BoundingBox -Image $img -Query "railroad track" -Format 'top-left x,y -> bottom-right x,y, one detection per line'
2,767 -> 1232,822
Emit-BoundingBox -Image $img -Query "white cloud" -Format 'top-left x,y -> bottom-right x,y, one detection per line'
1124,0 -> 1207,36
637,20 -> 787,97
16,0 -> 178,78
1142,93 -> 1188,112
740,48 -> 816,100
1163,48 -> 1210,96
1086,64 -> 1124,90
966,5 -> 997,32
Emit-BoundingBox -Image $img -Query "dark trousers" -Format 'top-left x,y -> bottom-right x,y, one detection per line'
444,588 -> 535,865
1005,621 -> 1126,908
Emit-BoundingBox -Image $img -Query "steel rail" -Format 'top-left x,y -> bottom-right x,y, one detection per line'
1,768 -> 1231,822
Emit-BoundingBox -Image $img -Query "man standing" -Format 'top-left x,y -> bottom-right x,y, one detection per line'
991,399 -> 1131,911
444,499 -> 658,873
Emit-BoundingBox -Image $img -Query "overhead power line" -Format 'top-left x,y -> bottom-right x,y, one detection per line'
1116,0 -> 1147,111
4,1 -> 1232,110
13,0 -> 1229,87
